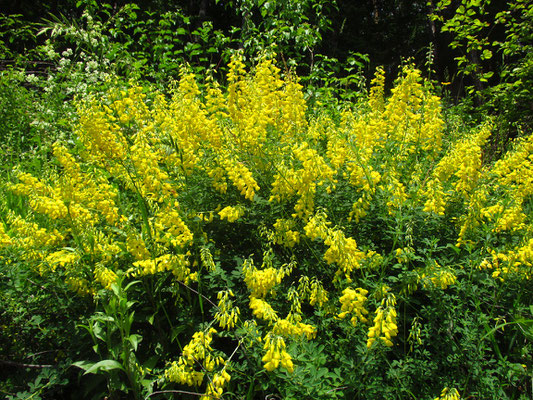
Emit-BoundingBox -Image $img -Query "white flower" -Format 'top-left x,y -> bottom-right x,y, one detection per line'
25,74 -> 39,84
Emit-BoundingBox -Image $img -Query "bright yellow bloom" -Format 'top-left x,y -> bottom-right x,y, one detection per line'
273,218 -> 300,248
242,256 -> 290,298
367,291 -> 398,348
130,254 -> 195,283
261,334 -> 294,373
94,265 -> 119,290
434,387 -> 461,400
43,249 -> 79,274
214,290 -> 240,330
223,158 -> 260,201
218,206 -> 244,222
0,223 -> 13,247
154,204 -> 193,248
338,287 -> 369,326
165,328 -> 219,387
249,296 -> 279,323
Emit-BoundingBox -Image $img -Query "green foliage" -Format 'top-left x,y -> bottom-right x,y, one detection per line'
0,251 -> 91,398
218,0 -> 336,61
431,0 -> 533,142
75,278 -> 152,399
0,72 -> 36,168
2,55 -> 532,399
1,1 -> 532,399
0,13 -> 39,60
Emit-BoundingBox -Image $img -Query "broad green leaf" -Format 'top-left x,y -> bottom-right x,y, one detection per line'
72,360 -> 95,371
482,49 -> 492,60
128,334 -> 142,351
84,359 -> 125,375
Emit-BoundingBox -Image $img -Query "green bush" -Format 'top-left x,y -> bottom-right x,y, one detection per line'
1,55 -> 531,399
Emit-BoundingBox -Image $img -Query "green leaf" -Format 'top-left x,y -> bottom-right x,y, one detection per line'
482,49 -> 492,60
84,359 -> 125,375
171,325 -> 187,342
124,280 -> 140,292
128,334 -> 142,352
72,360 -> 95,371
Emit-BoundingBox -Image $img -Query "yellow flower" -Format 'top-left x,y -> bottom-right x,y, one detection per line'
0,223 -> 13,248
273,219 -> 300,248
153,204 -> 193,248
214,290 -> 240,330
261,334 -> 294,373
94,265 -> 119,290
249,297 -> 279,323
218,206 -> 244,222
165,328 -> 219,387
338,287 -> 369,326
435,387 -> 461,400
367,291 -> 398,348
242,255 -> 289,298
223,158 -> 260,201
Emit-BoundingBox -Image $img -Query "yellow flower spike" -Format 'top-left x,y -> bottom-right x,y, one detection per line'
223,158 -> 260,201
9,216 -> 64,253
273,219 -> 301,248
0,224 -> 12,248
249,297 -> 279,323
153,205 -> 193,248
435,387 -> 461,400
261,334 -> 293,373
338,287 -> 370,327
214,290 -> 240,330
93,265 -> 118,290
131,254 -> 195,283
280,350 -> 294,373
367,292 -> 398,349
263,360 -> 276,372
242,256 -> 289,298
166,327 -> 220,387
218,206 -> 244,222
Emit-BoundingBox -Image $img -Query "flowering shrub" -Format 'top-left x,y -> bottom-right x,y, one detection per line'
1,54 -> 532,399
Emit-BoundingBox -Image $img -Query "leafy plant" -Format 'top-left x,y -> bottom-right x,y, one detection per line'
1,55 -> 531,399
75,278 -> 153,399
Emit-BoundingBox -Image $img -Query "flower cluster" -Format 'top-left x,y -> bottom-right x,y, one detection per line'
203,367 -> 231,400
4,52 -> 532,398
434,387 -> 461,400
165,328 -> 227,395
272,318 -> 317,340
130,253 -> 196,283
0,224 -> 12,247
94,264 -> 119,289
272,218 -> 300,248
419,261 -> 458,290
8,215 -> 64,259
214,290 -> 240,330
422,124 -> 491,216
223,158 -> 260,201
367,290 -> 398,348
153,204 -> 193,248
270,142 -> 335,219
242,256 -> 290,298
249,296 -> 279,323
218,205 -> 244,223
479,240 -> 533,280
43,249 -> 79,274
261,334 -> 294,373
305,211 -> 367,281
338,287 -> 369,327
297,276 -> 329,308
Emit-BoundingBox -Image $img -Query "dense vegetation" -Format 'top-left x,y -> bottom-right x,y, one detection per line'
1,1 -> 532,399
